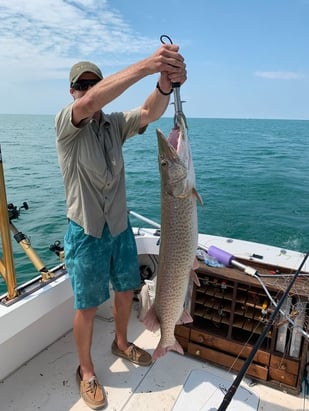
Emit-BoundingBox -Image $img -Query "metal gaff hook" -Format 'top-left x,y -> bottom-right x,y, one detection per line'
159,34 -> 183,121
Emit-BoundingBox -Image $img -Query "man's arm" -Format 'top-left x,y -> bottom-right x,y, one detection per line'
139,70 -> 187,128
72,44 -> 186,126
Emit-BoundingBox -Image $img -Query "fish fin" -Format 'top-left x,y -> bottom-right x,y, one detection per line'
192,257 -> 199,270
177,309 -> 193,325
190,267 -> 200,286
143,305 -> 160,332
152,338 -> 184,361
193,187 -> 204,205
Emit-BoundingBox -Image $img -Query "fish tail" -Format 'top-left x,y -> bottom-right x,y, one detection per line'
152,338 -> 184,361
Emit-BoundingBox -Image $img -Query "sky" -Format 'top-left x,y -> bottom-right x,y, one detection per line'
0,0 -> 309,119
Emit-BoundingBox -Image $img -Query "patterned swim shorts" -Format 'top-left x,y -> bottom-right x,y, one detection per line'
64,219 -> 140,309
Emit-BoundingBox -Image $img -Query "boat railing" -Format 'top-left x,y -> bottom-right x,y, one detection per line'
128,210 -> 161,229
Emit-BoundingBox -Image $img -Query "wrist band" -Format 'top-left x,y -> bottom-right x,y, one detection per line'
156,82 -> 173,96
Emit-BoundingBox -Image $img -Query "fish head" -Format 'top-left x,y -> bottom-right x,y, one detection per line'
157,127 -> 193,198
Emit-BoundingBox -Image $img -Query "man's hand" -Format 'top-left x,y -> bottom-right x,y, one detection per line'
146,44 -> 186,81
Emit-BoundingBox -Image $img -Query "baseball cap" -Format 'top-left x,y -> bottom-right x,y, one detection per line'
69,61 -> 103,85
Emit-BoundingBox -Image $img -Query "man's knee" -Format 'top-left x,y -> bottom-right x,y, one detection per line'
114,290 -> 133,305
75,306 -> 97,322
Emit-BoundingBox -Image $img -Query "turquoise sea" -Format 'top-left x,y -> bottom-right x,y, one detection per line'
0,114 -> 308,294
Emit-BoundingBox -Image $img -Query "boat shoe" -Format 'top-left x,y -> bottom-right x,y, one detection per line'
111,340 -> 152,366
76,366 -> 107,410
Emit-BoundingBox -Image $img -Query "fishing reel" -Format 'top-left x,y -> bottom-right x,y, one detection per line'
139,265 -> 153,284
50,239 -> 65,262
7,202 -> 29,221
49,240 -> 64,259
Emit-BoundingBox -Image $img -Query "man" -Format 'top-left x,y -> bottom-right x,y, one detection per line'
55,43 -> 186,410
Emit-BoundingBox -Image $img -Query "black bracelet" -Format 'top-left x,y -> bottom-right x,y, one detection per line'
156,81 -> 173,96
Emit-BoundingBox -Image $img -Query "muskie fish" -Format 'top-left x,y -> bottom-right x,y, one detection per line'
144,113 -> 202,360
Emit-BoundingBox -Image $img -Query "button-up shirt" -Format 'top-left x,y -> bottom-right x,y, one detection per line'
56,103 -> 143,238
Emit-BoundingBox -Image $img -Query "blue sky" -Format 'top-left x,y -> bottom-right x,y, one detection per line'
0,0 -> 308,119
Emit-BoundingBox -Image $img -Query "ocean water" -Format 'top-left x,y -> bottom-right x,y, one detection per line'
0,114 -> 308,294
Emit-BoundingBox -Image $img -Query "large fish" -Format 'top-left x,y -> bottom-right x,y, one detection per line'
143,113 -> 202,360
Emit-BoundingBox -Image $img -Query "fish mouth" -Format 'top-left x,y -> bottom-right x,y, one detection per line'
156,127 -> 190,197
156,128 -> 178,161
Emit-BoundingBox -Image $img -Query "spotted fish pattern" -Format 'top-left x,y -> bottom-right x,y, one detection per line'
144,113 -> 202,360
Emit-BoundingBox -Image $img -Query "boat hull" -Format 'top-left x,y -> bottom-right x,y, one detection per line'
0,266 -> 74,381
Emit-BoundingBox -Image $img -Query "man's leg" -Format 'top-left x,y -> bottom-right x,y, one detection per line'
113,290 -> 133,351
74,307 -> 97,379
110,221 -> 152,365
74,306 -> 106,409
112,289 -> 152,366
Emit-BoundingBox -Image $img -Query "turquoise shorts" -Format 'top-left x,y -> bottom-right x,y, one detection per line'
64,219 -> 140,310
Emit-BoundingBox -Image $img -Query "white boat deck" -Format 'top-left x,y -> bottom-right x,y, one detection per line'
1,297 -> 307,411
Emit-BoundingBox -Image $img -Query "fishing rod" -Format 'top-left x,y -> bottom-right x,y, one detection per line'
0,144 -> 17,299
0,146 -> 54,302
217,250 -> 309,411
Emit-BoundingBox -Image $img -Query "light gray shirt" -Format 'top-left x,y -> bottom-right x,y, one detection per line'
55,102 -> 143,238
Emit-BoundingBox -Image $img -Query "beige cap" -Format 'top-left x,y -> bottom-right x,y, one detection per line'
69,61 -> 103,84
